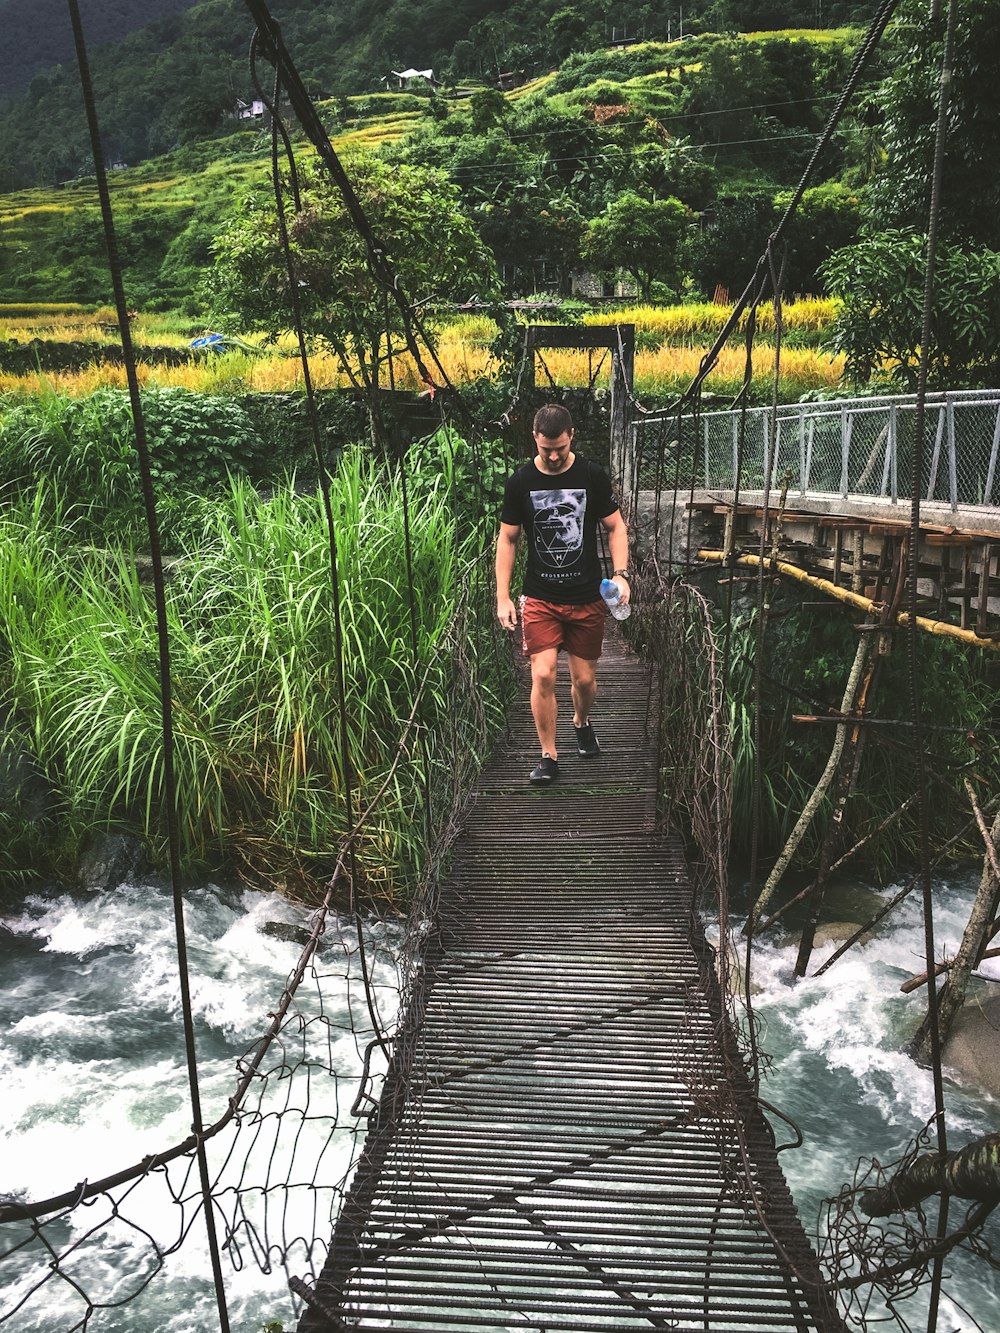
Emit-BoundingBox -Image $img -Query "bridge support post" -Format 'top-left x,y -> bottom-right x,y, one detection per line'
522,323 -> 636,510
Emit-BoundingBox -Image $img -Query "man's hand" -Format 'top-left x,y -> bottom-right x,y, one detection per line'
497,597 -> 518,631
615,577 -> 631,606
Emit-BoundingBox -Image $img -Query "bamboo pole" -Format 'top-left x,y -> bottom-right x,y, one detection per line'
698,550 -> 1000,653
746,630 -> 872,934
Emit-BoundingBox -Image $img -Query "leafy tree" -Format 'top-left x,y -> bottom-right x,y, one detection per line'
476,182 -> 586,294
176,84 -> 232,143
687,190 -> 776,299
469,89 -> 509,135
820,229 -> 1000,389
868,0 -> 1000,250
581,192 -> 691,300
206,154 -> 498,439
774,181 -> 864,295
630,139 -> 716,212
837,99 -> 887,188
448,39 -> 478,77
548,8 -> 589,59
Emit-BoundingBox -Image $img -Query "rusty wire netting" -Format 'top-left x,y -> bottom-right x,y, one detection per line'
625,567 -> 787,1193
818,1120 -> 1000,1333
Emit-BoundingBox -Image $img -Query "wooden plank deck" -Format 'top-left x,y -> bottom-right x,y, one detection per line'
298,630 -> 844,1332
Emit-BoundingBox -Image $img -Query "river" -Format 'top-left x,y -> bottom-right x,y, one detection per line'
1,873 -> 997,1331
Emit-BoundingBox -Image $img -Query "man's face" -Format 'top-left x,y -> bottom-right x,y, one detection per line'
533,429 -> 574,474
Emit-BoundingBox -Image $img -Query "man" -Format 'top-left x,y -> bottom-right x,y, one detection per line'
495,403 -> 631,785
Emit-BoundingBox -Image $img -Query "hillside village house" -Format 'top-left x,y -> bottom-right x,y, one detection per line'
234,93 -> 299,125
386,68 -> 439,90
235,97 -> 267,120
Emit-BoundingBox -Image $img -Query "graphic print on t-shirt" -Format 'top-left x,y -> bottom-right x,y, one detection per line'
530,489 -> 586,569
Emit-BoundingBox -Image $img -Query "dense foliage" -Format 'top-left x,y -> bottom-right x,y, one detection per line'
721,594 -> 1000,875
822,0 -> 1000,388
0,387 -> 273,544
1,2 -> 994,398
822,231 -> 1000,389
0,429 -> 512,896
0,0 -> 879,191
0,0 -> 200,99
0,22 -> 864,314
383,30 -> 871,300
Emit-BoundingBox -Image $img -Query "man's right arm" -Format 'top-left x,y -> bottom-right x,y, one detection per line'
495,522 -> 521,630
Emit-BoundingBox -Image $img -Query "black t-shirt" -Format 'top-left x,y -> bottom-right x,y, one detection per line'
500,453 -> 618,604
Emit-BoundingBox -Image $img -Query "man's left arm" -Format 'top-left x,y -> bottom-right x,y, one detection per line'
601,509 -> 631,605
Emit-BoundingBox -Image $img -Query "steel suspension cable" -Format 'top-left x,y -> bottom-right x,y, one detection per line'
720,262 -> 768,694
744,245 -> 787,946
382,291 -> 435,860
905,2 -> 959,1326
65,2 -> 231,1328
251,41 -> 398,1065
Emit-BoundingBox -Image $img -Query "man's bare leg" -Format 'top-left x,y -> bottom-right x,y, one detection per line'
567,653 -> 598,728
529,648 -> 559,757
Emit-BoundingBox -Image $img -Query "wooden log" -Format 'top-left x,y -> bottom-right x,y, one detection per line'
860,1133 -> 1000,1216
900,946 -> 1000,994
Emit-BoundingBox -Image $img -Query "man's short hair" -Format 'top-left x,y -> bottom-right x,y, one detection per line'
533,403 -> 574,439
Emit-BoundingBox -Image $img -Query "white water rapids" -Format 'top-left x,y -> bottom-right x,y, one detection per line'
1,873 -> 997,1331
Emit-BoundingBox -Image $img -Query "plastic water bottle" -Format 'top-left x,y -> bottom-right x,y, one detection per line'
600,577 -> 631,621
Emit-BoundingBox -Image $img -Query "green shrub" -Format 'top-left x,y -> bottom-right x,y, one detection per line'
0,387 -> 271,545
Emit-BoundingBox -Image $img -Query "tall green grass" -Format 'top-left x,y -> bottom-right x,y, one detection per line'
0,442 -> 511,899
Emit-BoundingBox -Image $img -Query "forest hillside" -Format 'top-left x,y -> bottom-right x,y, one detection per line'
0,0 -> 880,191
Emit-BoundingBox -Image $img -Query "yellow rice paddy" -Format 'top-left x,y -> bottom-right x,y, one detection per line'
0,301 -> 844,399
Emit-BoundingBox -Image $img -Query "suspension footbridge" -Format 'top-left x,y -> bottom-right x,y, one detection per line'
3,0 -> 996,1327
296,633 -> 844,1333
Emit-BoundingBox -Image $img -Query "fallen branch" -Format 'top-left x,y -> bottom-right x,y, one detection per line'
913,797 -> 1000,1060
966,777 -> 1000,888
900,946 -> 1000,994
813,796 -> 1000,978
746,630 -> 871,933
758,796 -> 918,933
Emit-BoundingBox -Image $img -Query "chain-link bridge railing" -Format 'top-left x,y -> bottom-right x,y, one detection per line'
636,390 -> 1000,514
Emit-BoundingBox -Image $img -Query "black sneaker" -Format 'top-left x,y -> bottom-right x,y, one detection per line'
574,722 -> 600,757
529,754 -> 559,785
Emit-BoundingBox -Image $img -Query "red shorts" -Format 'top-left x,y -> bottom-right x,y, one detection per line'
520,596 -> 606,659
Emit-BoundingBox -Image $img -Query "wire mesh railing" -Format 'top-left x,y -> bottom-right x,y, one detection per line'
636,391 -> 1000,513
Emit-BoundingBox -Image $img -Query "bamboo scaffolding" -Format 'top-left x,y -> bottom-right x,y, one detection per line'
697,550 -> 1000,653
